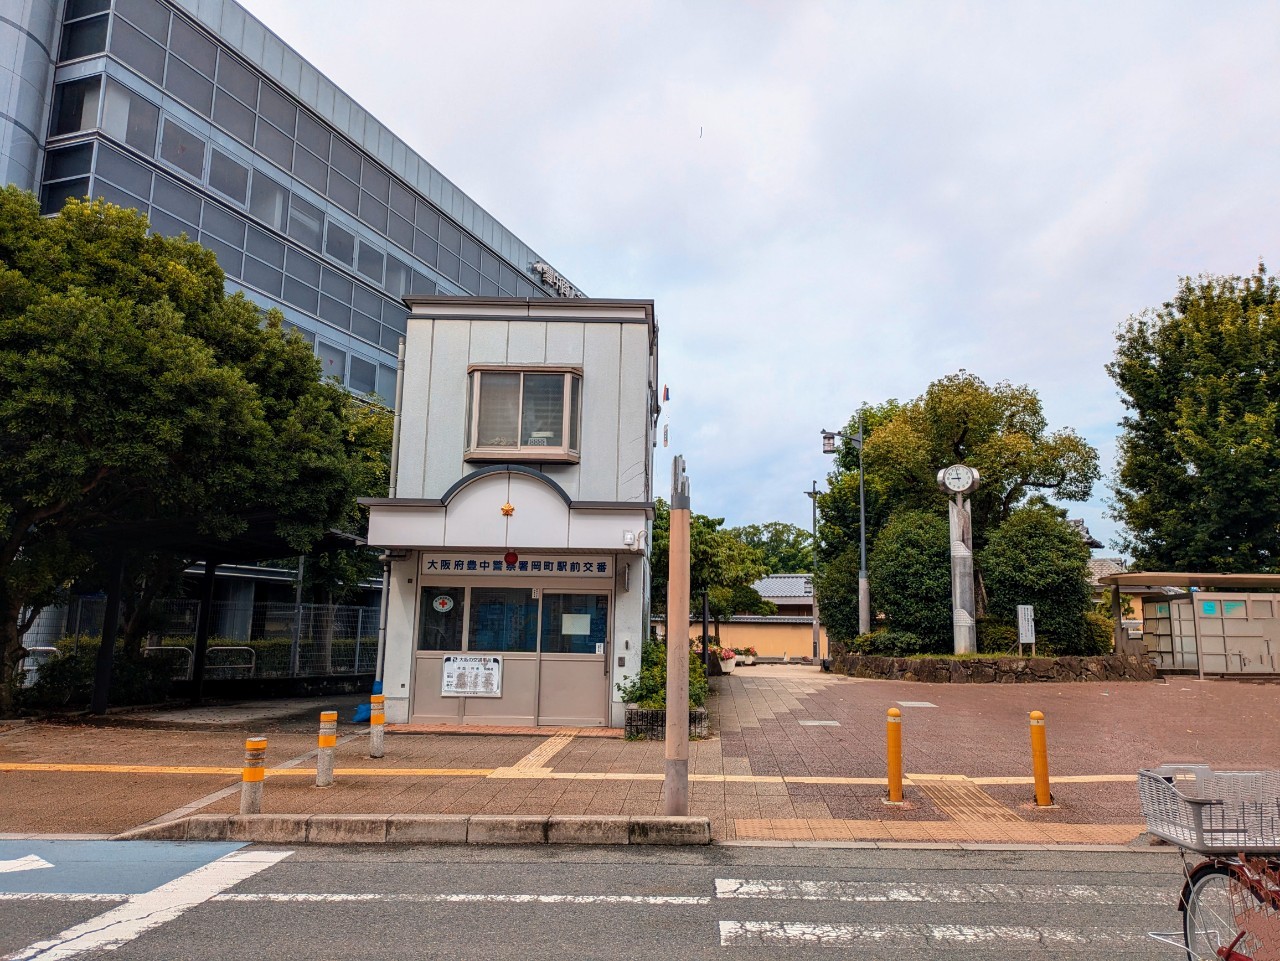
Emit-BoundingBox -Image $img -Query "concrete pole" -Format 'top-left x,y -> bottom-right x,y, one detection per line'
664,456 -> 691,817
809,480 -> 820,658
857,413 -> 871,637
316,710 -> 337,787
240,736 -> 266,814
950,494 -> 976,654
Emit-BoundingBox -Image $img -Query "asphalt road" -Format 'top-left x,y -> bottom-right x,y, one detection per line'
0,841 -> 1190,960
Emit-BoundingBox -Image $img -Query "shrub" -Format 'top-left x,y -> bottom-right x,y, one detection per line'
976,620 -> 1019,654
850,629 -> 926,657
20,646 -> 174,711
867,511 -> 952,650
615,637 -> 708,709
1076,610 -> 1115,657
980,504 -> 1093,654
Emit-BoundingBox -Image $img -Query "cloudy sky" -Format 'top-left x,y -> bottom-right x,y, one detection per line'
243,0 -> 1280,554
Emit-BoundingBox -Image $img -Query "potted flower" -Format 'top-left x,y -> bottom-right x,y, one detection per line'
737,646 -> 757,666
716,646 -> 737,673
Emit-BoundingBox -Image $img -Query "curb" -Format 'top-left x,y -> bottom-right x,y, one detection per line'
113,814 -> 713,846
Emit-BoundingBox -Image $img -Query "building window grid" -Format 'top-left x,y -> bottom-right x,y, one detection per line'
50,2 -> 559,388
91,1 -> 546,302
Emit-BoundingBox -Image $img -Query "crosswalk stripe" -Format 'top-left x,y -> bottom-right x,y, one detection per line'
214,893 -> 710,905
718,920 -> 1151,947
715,878 -> 1170,904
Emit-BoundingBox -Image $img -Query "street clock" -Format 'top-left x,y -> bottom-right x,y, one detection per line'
937,464 -> 980,495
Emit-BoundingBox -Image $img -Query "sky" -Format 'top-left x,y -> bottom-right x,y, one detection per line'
241,0 -> 1280,555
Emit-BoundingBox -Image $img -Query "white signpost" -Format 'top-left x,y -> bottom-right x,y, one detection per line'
1017,604 -> 1036,655
440,655 -> 503,697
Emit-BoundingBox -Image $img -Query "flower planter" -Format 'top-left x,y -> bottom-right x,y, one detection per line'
740,655 -> 755,666
719,654 -> 736,673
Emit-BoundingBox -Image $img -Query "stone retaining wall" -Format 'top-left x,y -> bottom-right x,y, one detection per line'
830,652 -> 1156,683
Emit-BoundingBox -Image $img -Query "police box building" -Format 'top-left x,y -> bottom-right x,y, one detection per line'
364,298 -> 659,728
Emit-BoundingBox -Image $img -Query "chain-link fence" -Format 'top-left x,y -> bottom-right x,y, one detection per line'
23,596 -> 381,679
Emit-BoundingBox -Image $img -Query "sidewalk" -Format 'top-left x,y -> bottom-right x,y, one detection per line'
2,666 -> 1276,844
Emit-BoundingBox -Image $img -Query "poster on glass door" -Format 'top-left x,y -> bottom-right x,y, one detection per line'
441,655 -> 503,697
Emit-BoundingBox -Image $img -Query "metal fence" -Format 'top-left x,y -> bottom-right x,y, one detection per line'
23,597 -> 381,679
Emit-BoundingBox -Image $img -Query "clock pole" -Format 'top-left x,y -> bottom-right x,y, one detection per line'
939,466 -> 979,654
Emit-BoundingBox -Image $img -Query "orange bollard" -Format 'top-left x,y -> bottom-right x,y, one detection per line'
886,707 -> 903,803
1030,710 -> 1052,806
240,736 -> 266,814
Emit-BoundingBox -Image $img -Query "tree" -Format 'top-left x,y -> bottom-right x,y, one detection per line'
816,376 -> 1100,646
0,189 -> 374,711
860,373 -> 1099,552
726,521 -> 813,574
1109,264 -> 1280,571
980,503 -> 1093,654
865,511 -> 952,649
650,500 -> 769,635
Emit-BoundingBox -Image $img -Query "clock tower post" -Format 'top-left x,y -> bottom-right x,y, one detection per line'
937,465 -> 980,654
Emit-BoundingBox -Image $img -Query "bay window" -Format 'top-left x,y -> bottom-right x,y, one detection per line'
466,367 -> 581,462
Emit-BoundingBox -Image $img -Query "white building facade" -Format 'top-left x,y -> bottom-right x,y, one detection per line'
364,297 -> 659,728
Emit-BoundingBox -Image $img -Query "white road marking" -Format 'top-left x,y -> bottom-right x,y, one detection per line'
0,894 -> 126,902
4,849 -> 291,961
714,878 -> 1169,904
215,892 -> 710,905
0,856 -> 53,874
719,921 -> 1150,947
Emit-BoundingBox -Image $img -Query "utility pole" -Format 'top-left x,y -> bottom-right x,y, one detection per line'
663,456 -> 691,816
855,413 -> 870,636
805,481 -> 820,661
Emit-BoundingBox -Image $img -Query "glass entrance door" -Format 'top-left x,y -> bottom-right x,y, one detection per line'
537,593 -> 609,727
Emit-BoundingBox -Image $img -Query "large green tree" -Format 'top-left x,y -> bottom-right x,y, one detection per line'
650,500 -> 770,632
1110,264 -> 1280,571
817,376 -> 1100,647
726,521 -> 813,574
865,511 -> 952,649
0,189 -> 375,710
979,502 -> 1092,653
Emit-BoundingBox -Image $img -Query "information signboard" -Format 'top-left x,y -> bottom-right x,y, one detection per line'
1017,605 -> 1036,652
441,655 -> 503,697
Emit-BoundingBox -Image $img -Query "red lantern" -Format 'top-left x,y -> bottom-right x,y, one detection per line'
504,551 -> 519,566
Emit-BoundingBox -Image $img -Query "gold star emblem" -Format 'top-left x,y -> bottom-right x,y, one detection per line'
501,502 -> 515,517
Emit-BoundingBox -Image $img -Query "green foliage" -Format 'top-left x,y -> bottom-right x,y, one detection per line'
1078,611 -> 1115,657
1110,264 -> 1280,571
980,504 -> 1093,654
867,511 -> 952,650
816,377 -> 1099,644
976,620 -> 1019,654
814,547 -> 863,644
860,373 -> 1099,552
849,629 -> 926,657
650,500 -> 769,615
20,646 -> 174,711
726,521 -> 814,573
615,637 -> 708,710
0,189 -> 384,711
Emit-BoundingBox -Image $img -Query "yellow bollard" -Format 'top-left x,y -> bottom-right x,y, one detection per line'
240,735 -> 267,814
369,694 -> 385,759
316,710 -> 337,787
886,707 -> 903,803
1030,710 -> 1053,806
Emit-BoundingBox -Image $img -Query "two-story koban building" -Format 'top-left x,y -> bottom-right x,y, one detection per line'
363,297 -> 659,729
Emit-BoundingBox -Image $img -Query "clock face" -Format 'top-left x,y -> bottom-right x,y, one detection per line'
943,464 -> 974,492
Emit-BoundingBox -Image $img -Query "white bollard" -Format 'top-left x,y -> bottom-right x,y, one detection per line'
370,694 -> 385,759
316,710 -> 337,787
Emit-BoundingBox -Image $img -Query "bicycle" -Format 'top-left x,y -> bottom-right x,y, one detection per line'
1138,765 -> 1280,960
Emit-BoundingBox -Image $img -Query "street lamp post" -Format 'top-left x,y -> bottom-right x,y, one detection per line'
804,481 -> 820,662
822,414 -> 870,636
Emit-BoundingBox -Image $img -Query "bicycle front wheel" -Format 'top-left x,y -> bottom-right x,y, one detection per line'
1183,863 -> 1267,961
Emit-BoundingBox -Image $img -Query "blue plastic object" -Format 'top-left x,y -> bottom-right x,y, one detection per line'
351,679 -> 382,722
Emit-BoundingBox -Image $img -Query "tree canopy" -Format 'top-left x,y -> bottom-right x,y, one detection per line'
817,373 -> 1099,647
1109,264 -> 1280,571
650,499 -> 770,631
725,521 -> 814,574
865,511 -> 952,650
0,189 -> 386,710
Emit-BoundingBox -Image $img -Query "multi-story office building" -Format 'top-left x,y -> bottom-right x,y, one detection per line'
0,0 -> 581,403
